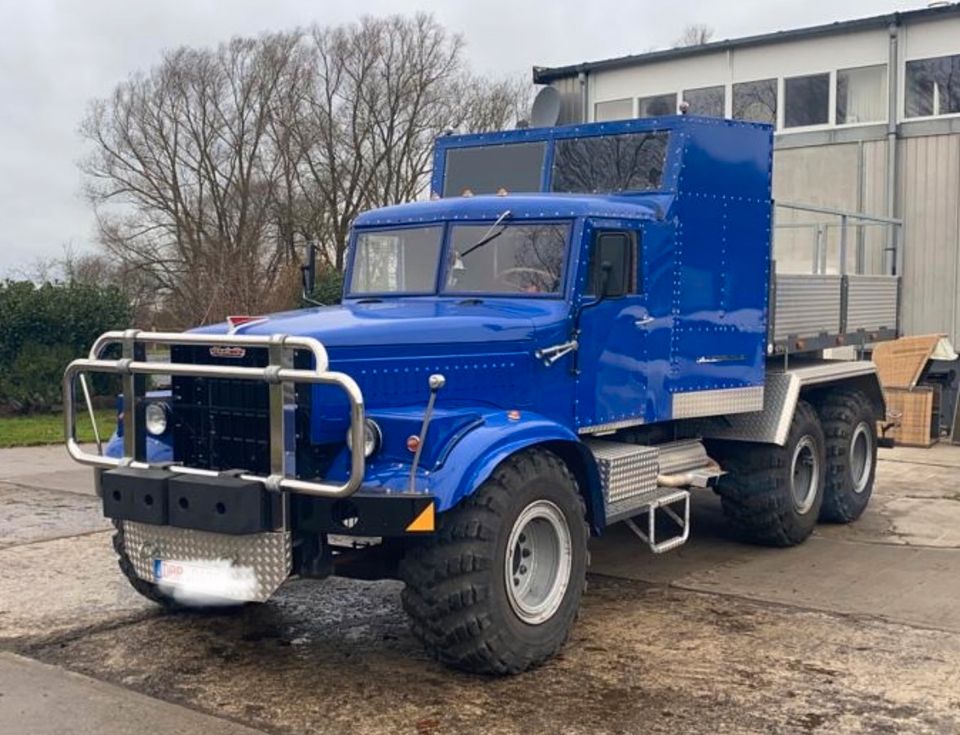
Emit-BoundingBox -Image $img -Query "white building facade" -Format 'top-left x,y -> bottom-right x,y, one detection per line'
534,4 -> 960,344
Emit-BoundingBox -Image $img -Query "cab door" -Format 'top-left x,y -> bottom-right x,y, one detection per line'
574,224 -> 655,431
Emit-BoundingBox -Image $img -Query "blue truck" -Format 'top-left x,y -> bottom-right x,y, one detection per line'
64,115 -> 899,675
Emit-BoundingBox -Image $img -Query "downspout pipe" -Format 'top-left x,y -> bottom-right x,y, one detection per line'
578,70 -> 589,123
885,17 -> 901,276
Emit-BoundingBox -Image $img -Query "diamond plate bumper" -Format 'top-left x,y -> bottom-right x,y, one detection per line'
123,521 -> 292,602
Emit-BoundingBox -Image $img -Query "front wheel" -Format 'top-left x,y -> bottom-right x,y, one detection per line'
400,448 -> 588,675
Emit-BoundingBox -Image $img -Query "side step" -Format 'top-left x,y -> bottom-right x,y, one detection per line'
622,489 -> 690,554
587,439 -> 717,553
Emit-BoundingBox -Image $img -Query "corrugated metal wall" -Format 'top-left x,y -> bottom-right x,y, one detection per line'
898,135 -> 960,341
550,77 -> 583,125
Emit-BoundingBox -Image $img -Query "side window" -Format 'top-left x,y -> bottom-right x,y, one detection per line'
587,231 -> 637,297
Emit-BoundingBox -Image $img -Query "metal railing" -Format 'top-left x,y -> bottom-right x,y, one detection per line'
63,329 -> 366,498
774,202 -> 904,277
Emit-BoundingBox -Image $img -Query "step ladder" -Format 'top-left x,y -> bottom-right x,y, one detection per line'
586,439 -> 695,554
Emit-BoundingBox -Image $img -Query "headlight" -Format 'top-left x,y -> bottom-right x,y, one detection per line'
346,419 -> 381,458
145,402 -> 169,436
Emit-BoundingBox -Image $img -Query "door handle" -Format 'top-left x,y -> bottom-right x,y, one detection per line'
634,316 -> 655,327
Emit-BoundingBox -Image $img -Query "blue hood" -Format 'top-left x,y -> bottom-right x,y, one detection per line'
196,298 -> 568,349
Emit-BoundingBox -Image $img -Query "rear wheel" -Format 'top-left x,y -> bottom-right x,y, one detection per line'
400,448 -> 588,675
711,400 -> 826,547
818,389 -> 877,523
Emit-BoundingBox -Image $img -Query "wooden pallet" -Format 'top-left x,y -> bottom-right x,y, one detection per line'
882,386 -> 938,447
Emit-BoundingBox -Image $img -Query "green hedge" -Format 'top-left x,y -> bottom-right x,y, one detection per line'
0,281 -> 133,410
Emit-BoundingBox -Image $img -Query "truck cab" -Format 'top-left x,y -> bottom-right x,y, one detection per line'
65,116 -> 892,675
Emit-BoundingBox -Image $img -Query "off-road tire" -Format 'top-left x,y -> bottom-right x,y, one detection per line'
818,389 -> 878,523
111,520 -> 181,609
710,400 -> 826,547
399,448 -> 589,675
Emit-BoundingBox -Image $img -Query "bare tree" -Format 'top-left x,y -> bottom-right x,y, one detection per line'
80,14 -> 528,326
674,24 -> 714,48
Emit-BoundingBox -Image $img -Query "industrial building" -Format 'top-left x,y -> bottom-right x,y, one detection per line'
533,3 -> 960,344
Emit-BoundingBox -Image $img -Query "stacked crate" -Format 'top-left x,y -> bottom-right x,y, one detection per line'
873,335 -> 944,447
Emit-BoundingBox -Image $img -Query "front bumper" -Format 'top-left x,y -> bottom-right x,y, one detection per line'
101,466 -> 437,538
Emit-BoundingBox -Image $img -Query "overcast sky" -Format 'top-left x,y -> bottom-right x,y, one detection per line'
0,0 -> 919,275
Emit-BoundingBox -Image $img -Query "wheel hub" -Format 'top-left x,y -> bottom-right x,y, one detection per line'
790,435 -> 820,515
850,421 -> 873,494
504,499 -> 573,625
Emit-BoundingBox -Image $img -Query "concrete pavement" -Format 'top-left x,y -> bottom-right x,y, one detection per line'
0,652 -> 266,735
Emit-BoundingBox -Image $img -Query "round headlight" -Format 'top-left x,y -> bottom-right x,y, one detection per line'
346,419 -> 381,458
145,402 -> 169,436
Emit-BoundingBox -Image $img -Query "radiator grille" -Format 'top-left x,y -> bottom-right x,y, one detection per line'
170,345 -> 329,476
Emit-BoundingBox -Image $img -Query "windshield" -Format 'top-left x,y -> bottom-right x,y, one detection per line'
349,226 -> 443,294
445,222 -> 570,295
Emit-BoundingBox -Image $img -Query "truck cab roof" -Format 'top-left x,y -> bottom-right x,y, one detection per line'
353,192 -> 672,229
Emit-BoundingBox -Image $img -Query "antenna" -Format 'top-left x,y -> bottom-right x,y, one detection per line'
530,86 -> 561,128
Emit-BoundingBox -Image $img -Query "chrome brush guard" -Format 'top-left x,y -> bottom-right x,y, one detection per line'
63,329 -> 365,498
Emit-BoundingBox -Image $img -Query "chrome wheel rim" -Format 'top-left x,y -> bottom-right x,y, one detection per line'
791,435 -> 820,514
850,421 -> 873,494
504,499 -> 573,625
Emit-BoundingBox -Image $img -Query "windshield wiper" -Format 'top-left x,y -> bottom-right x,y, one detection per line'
459,209 -> 512,259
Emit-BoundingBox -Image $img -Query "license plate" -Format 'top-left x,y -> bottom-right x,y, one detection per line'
153,559 -> 258,602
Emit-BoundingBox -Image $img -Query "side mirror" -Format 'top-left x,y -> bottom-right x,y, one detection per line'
301,242 -> 319,305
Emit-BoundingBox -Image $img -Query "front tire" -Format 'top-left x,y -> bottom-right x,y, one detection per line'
400,448 -> 588,675
710,400 -> 826,547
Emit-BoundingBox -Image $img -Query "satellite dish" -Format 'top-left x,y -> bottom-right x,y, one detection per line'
530,86 -> 561,128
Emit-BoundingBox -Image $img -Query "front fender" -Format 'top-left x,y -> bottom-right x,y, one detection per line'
422,410 -> 605,533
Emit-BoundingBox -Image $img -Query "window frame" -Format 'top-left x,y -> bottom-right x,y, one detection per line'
682,85 -> 726,118
732,78 -> 778,126
835,64 -> 888,127
345,223 -> 446,298
594,97 -> 635,122
637,92 -> 678,119
904,53 -> 960,121
585,229 -> 639,299
440,219 -> 575,300
783,72 -> 832,130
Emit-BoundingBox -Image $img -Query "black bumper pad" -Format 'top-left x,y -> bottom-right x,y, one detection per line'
101,467 -> 277,535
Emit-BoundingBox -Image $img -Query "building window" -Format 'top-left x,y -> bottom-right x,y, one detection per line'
732,79 -> 777,124
784,73 -> 830,128
594,98 -> 633,122
906,55 -> 960,117
637,93 -> 676,118
837,65 -> 886,124
683,85 -> 725,117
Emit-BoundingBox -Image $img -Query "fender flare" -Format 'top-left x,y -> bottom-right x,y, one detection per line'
426,411 -> 606,534
695,361 -> 885,446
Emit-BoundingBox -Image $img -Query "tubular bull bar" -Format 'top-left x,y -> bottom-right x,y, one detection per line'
63,329 -> 366,499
